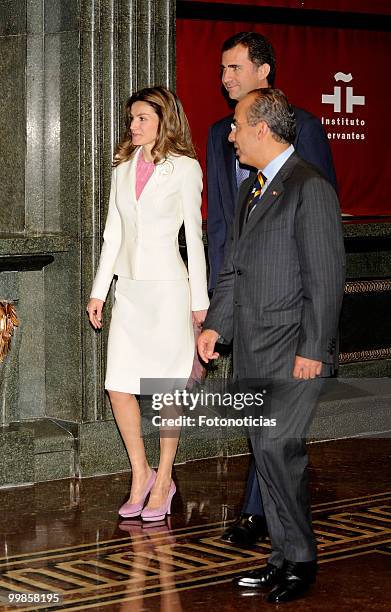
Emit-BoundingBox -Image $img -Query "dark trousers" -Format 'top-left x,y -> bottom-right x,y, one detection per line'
242,459 -> 265,515
247,378 -> 323,567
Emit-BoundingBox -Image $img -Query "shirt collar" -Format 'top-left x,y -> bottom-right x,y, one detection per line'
261,145 -> 295,184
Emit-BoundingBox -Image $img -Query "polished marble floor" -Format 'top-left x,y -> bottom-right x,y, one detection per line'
0,437 -> 390,611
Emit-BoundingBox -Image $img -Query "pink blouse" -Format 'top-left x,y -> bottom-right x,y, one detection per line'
135,152 -> 155,200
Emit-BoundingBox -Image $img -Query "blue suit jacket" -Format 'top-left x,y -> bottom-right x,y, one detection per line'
206,107 -> 337,292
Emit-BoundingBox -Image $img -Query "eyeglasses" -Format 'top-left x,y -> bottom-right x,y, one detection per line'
231,120 -> 263,131
230,121 -> 249,131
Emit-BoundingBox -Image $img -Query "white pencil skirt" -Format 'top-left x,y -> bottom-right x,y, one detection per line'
105,277 -> 194,394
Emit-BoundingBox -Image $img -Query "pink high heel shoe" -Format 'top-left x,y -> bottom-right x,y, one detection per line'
118,469 -> 157,518
141,480 -> 176,522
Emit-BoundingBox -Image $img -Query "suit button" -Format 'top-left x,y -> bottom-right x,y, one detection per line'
236,270 -> 242,276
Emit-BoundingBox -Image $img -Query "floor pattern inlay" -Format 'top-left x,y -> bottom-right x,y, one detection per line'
0,492 -> 390,611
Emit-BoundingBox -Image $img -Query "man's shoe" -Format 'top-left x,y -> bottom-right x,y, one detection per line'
266,560 -> 317,603
233,563 -> 282,589
221,514 -> 267,545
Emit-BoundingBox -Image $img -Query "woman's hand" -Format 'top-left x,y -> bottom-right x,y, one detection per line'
192,309 -> 208,328
86,298 -> 104,329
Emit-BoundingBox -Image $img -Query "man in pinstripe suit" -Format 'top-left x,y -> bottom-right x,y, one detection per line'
198,88 -> 345,603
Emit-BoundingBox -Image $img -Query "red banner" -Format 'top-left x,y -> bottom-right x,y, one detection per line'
177,19 -> 391,216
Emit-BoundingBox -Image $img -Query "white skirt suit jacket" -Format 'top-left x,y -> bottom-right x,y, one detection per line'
90,147 -> 210,393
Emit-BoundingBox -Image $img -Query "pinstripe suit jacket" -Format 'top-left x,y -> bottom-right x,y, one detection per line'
203,152 -> 346,379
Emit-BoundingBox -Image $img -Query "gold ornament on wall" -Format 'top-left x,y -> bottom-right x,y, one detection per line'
0,302 -> 19,362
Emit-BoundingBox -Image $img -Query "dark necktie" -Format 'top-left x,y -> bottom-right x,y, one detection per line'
246,172 -> 267,221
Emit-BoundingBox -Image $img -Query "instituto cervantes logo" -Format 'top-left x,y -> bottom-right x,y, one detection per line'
321,72 -> 366,141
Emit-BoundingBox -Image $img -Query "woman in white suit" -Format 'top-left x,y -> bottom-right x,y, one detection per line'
87,87 -> 209,521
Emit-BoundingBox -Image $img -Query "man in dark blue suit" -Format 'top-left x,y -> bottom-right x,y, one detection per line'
207,31 -> 337,548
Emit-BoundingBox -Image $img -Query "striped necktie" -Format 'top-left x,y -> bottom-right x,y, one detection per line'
246,172 -> 267,220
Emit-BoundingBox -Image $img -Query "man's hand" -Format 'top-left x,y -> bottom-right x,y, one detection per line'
197,329 -> 220,363
293,356 -> 322,379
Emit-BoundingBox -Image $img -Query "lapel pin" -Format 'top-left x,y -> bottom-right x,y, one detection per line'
272,190 -> 279,196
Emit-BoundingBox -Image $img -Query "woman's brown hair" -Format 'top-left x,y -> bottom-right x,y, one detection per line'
113,86 -> 196,166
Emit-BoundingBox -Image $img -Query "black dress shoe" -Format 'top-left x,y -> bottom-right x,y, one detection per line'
233,563 -> 282,589
221,514 -> 268,545
266,560 -> 317,603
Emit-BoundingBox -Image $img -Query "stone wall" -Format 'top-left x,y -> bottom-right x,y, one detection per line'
1,1 -> 390,487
